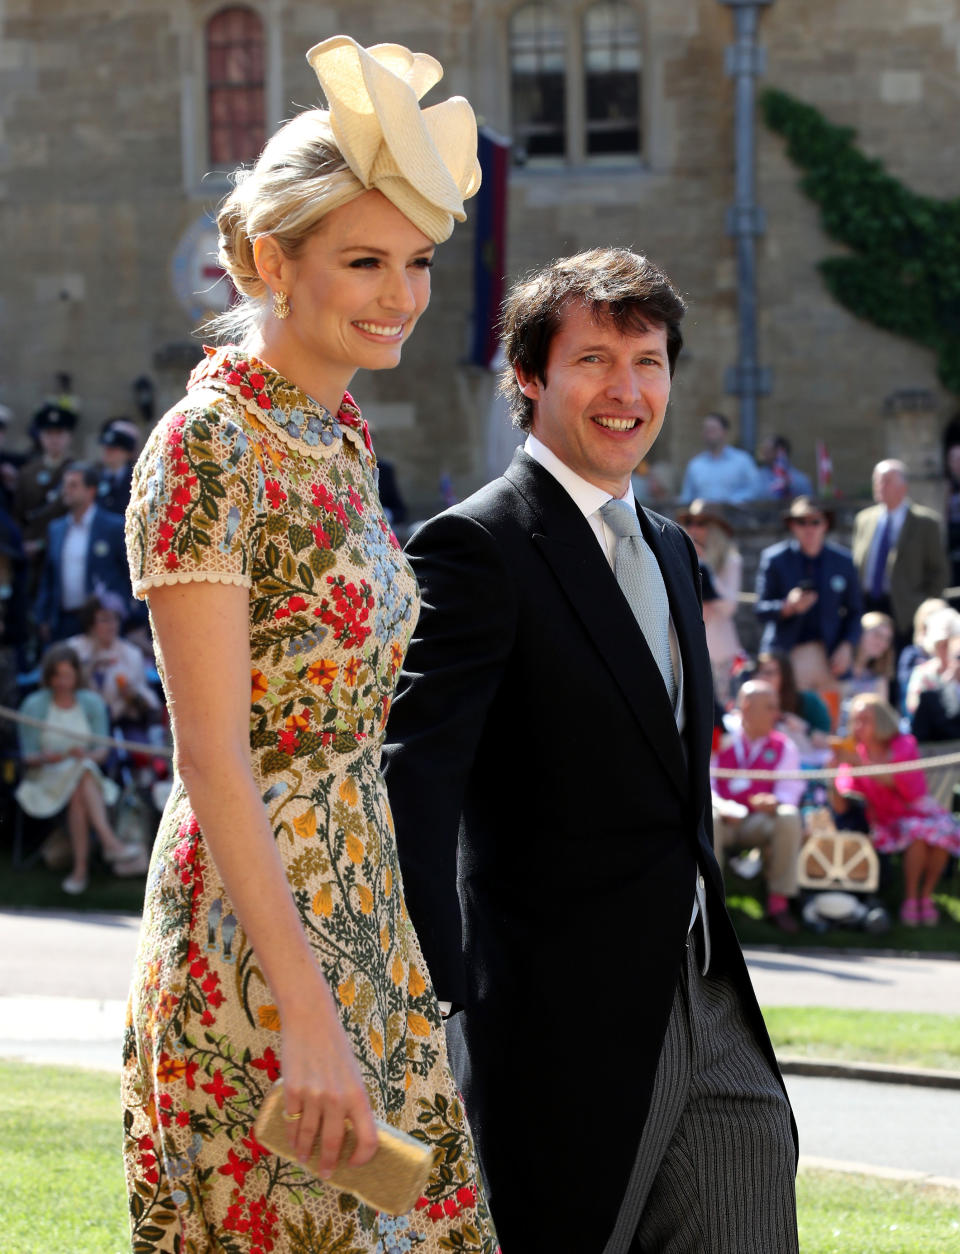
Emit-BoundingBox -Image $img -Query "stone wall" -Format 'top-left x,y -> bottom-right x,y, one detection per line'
1,0 -> 958,516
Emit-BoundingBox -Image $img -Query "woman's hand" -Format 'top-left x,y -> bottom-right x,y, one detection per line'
279,984 -> 378,1171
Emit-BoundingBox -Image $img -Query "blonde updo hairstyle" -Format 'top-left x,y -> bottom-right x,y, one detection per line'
211,109 -> 355,341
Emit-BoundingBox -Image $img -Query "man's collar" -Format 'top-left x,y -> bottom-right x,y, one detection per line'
69,503 -> 96,528
524,433 -> 634,517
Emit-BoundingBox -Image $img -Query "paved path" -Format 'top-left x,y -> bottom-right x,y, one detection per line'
2,910 -> 959,1185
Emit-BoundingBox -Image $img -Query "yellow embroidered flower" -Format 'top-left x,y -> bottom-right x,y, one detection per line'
338,975 -> 356,1006
380,923 -> 392,952
313,884 -> 333,916
408,966 -> 427,997
307,659 -> 338,691
258,1004 -> 281,1032
293,809 -> 317,840
345,833 -> 364,864
391,953 -> 405,986
369,1025 -> 384,1058
251,669 -> 268,703
356,885 -> 374,914
407,1012 -> 430,1038
338,776 -> 359,807
384,866 -> 393,897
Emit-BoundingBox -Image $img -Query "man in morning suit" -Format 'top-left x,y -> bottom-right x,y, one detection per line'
382,249 -> 798,1254
35,461 -> 131,643
852,459 -> 947,651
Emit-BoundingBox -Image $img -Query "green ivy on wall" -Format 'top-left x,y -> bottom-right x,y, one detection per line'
761,87 -> 960,394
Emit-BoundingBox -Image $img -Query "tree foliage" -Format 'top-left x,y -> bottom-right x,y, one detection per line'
761,87 -> 960,393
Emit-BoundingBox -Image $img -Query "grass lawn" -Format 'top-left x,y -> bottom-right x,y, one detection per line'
765,1006 -> 960,1072
0,848 -> 145,914
797,1168 -> 960,1252
0,1061 -> 128,1254
1,1061 -> 958,1253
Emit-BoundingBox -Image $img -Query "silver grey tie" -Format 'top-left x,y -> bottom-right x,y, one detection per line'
600,498 -> 677,706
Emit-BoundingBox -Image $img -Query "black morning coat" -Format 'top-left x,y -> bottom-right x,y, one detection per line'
382,450 -> 795,1253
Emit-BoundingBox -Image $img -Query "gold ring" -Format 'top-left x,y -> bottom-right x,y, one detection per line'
282,1110 -> 304,1122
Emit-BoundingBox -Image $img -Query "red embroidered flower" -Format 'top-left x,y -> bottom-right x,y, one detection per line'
200,1008 -> 215,1026
288,595 -> 307,613
165,552 -> 180,571
273,605 -> 290,619
415,1196 -> 430,1210
251,1047 -> 281,1082
183,1059 -> 199,1090
456,1185 -> 477,1209
256,393 -> 271,410
241,1130 -> 270,1163
175,1110 -> 191,1127
311,523 -> 331,549
235,360 -> 249,374
226,370 -> 243,386
278,728 -> 300,755
240,385 -> 254,399
219,1148 -> 253,1187
427,1203 -> 445,1222
264,479 -> 287,509
347,487 -> 364,514
312,483 -> 335,512
248,372 -> 265,390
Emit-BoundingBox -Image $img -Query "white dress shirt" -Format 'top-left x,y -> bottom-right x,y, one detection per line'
61,505 -> 95,611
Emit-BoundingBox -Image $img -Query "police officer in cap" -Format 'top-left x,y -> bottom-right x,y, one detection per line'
14,403 -> 75,566
97,419 -> 139,516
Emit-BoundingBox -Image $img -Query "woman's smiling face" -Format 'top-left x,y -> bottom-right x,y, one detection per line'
279,190 -> 435,392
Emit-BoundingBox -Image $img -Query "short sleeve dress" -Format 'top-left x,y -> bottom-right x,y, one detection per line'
121,347 -> 499,1254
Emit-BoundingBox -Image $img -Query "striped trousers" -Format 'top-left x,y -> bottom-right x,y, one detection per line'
604,930 -> 799,1254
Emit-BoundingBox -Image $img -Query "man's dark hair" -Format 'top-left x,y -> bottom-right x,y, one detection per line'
498,247 -> 686,432
704,411 -> 730,431
63,460 -> 99,491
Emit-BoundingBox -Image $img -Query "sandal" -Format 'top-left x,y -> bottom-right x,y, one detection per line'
102,841 -> 142,863
899,899 -> 920,927
61,874 -> 89,895
918,897 -> 940,927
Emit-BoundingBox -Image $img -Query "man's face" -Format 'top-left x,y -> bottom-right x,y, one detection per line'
61,471 -> 95,513
702,416 -> 726,451
873,466 -> 907,509
740,686 -> 780,739
790,511 -> 827,557
520,303 -> 671,497
39,428 -> 71,462
100,445 -> 130,472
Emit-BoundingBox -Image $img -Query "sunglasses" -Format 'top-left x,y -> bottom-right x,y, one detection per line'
792,517 -> 825,528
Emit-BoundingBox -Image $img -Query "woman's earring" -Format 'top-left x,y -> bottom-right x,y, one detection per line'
273,290 -> 290,320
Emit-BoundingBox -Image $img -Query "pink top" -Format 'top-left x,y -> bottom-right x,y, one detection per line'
834,733 -> 929,826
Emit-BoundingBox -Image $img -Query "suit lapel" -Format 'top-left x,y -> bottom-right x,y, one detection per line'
506,452 -> 689,798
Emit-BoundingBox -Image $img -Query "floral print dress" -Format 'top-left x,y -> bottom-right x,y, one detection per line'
121,347 -> 499,1254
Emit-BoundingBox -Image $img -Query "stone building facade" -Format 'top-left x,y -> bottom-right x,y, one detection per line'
1,0 -> 959,513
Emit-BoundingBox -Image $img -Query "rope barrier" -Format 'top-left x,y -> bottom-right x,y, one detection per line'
0,703 -> 174,759
712,748 -> 960,781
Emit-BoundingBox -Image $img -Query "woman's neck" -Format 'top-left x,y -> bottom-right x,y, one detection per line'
240,329 -> 354,417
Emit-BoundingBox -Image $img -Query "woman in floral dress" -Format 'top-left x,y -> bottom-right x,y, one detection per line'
121,36 -> 498,1254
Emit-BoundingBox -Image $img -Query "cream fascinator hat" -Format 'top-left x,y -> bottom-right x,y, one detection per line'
305,35 -> 482,244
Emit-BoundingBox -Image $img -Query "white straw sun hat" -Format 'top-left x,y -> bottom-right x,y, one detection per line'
305,35 -> 482,244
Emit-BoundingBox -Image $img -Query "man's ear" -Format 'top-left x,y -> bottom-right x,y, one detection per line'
514,363 -> 542,402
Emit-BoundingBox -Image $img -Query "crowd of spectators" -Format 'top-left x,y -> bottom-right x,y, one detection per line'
0,383 -> 167,894
683,431 -> 960,932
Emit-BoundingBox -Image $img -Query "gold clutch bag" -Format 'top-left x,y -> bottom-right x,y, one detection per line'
253,1080 -> 434,1215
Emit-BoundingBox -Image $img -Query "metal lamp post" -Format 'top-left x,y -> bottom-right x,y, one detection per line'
719,0 -> 774,454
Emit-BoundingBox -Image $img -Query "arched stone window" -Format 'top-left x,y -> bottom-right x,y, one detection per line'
583,2 -> 641,157
509,3 -> 567,163
206,6 -> 266,165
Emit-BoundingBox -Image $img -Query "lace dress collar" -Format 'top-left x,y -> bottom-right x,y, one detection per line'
188,346 -> 375,465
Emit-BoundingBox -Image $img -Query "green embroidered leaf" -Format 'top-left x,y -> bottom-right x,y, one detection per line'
309,548 -> 337,577
298,562 -> 315,591
332,733 -> 358,754
265,541 -> 281,570
260,749 -> 293,774
267,512 -> 288,536
288,522 -> 313,552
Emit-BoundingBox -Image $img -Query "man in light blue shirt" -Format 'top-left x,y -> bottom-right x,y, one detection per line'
680,411 -> 761,503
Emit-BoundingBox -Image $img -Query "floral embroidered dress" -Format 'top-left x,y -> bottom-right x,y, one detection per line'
121,347 -> 499,1254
